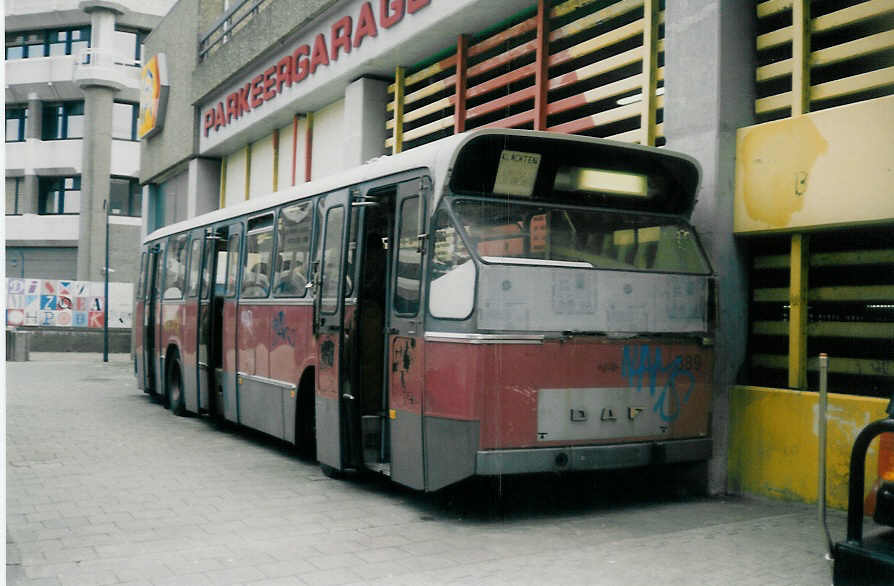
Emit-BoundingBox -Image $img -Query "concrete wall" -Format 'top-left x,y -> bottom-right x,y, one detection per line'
728,386 -> 887,509
191,0 -> 337,103
664,0 -> 756,495
139,0 -> 202,184
26,328 -> 132,353
5,247 -> 78,279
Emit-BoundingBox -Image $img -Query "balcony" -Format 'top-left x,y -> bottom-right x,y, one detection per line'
5,214 -> 79,244
110,139 -> 140,177
72,48 -> 140,91
5,56 -> 81,102
5,139 -> 82,175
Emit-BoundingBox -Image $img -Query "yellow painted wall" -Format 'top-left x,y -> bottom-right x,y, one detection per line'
249,134 -> 275,199
729,386 -> 889,509
734,95 -> 894,234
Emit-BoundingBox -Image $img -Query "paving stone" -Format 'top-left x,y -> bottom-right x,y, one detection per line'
6,354 -> 860,586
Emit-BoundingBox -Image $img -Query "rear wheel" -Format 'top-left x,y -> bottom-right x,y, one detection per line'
166,353 -> 186,417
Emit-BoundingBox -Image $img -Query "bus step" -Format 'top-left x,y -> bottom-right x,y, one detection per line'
361,415 -> 383,464
366,462 -> 391,477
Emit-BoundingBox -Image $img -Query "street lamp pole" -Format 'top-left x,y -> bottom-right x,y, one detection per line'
103,198 -> 109,363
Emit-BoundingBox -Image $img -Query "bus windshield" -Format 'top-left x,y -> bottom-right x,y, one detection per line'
449,198 -> 711,275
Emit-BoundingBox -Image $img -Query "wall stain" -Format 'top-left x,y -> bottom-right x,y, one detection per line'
740,116 -> 828,227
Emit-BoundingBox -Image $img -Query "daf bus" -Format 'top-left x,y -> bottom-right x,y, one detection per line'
134,129 -> 714,491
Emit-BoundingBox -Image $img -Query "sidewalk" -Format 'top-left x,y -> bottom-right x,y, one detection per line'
7,355 -> 847,585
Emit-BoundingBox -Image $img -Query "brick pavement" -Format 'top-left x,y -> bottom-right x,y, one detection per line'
7,353 -> 847,585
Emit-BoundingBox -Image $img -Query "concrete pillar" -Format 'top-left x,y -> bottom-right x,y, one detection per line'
343,77 -> 389,167
26,93 -> 42,140
21,93 -> 43,214
20,175 -> 39,215
78,85 -> 116,281
76,2 -> 126,280
663,0 -> 756,495
188,158 -> 222,219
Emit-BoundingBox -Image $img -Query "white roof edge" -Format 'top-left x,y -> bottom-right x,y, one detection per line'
144,129 -> 700,244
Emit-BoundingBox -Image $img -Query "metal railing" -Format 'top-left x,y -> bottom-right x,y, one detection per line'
199,0 -> 272,62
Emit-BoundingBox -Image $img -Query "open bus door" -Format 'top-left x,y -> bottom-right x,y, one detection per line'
142,245 -> 161,394
386,179 -> 428,490
313,189 -> 353,474
195,228 -> 223,415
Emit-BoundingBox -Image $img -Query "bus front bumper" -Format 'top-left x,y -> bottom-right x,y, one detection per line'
475,438 -> 712,476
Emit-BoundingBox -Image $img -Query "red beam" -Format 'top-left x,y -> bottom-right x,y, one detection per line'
304,114 -> 313,183
290,114 -> 298,186
482,109 -> 535,129
533,0 -> 549,130
465,87 -> 536,122
468,16 -> 537,59
454,35 -> 468,133
467,39 -> 537,80
466,63 -> 536,100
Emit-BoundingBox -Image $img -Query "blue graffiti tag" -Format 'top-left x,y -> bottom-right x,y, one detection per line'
621,345 -> 695,423
272,311 -> 295,346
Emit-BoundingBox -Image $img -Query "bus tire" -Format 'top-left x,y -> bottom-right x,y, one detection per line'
320,463 -> 343,479
295,371 -> 316,458
166,351 -> 186,417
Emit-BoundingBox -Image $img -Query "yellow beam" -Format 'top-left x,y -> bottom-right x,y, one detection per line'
791,0 -> 810,116
392,66 -> 405,155
244,144 -> 251,201
812,29 -> 894,68
386,114 -> 454,148
810,285 -> 894,302
754,321 -> 894,339
789,233 -> 808,389
219,158 -> 227,209
272,129 -> 279,193
640,0 -> 659,146
813,0 -> 894,35
811,66 -> 894,103
754,353 -> 894,377
757,0 -> 793,19
756,249 -> 894,269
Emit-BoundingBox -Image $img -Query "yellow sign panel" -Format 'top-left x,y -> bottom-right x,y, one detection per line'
734,95 -> 894,234
138,54 -> 169,140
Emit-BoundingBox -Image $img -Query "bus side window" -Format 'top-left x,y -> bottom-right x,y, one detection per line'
224,233 -> 241,297
273,202 -> 312,297
185,237 -> 203,297
394,196 -> 422,316
136,252 -> 146,299
163,234 -> 188,299
241,215 -> 274,298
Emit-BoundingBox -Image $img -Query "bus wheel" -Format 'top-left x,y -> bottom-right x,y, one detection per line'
166,352 -> 186,417
320,463 -> 343,479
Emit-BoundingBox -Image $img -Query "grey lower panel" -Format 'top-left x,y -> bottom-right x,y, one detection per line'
183,363 -> 198,414
424,417 -> 479,492
391,410 -> 424,491
316,395 -> 341,469
476,438 -> 713,476
237,373 -> 292,439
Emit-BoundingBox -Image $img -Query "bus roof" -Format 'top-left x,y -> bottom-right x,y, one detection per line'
143,129 -> 700,244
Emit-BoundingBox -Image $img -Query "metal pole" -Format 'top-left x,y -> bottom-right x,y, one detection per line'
818,353 -> 832,555
103,199 -> 109,363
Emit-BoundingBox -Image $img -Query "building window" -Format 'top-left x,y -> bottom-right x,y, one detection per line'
112,102 -> 138,140
41,102 -> 84,140
109,177 -> 142,217
6,106 -> 27,142
6,178 -> 23,215
38,176 -> 80,215
113,28 -> 148,65
5,27 -> 90,59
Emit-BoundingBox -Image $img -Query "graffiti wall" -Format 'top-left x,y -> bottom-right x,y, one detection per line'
6,279 -> 133,329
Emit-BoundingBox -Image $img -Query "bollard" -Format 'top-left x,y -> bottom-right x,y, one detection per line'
818,353 -> 832,557
6,327 -> 31,362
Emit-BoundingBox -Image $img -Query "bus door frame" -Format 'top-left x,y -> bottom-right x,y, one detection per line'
386,178 -> 429,490
195,227 -> 223,414
142,244 -> 162,394
220,222 -> 243,423
312,189 -> 353,472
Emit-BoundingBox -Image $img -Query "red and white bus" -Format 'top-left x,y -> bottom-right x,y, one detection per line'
134,129 -> 714,491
